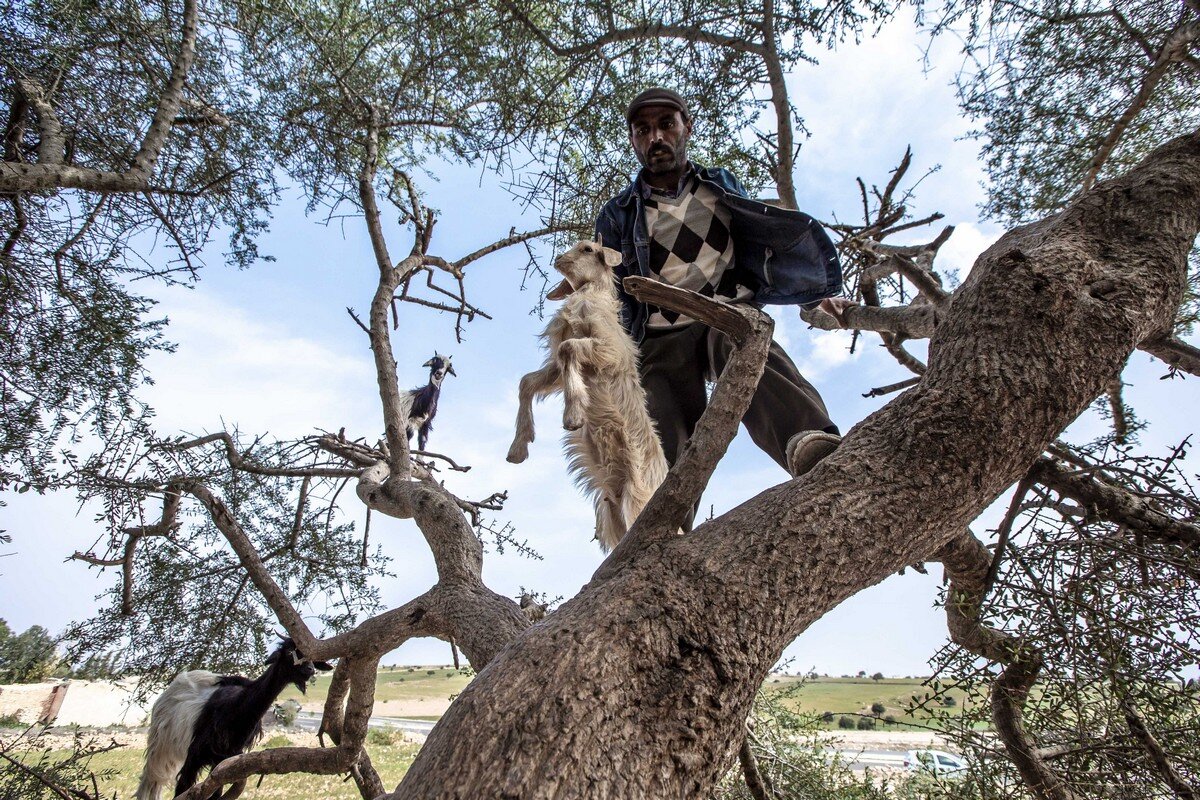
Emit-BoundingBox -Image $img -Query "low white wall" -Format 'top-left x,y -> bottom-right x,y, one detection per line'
0,679 -> 152,727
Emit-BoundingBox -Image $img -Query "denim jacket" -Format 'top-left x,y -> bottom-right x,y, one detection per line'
594,164 -> 842,343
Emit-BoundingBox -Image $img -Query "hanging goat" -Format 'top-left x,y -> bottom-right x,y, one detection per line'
507,240 -> 668,551
135,638 -> 332,800
402,353 -> 455,451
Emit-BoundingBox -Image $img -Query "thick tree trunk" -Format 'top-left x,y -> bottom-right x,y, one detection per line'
392,132 -> 1200,799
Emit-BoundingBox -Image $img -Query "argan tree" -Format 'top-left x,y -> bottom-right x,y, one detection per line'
3,0 -> 1199,799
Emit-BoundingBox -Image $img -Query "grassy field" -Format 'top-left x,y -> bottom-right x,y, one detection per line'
761,676 -> 978,729
279,668 -> 973,731
67,732 -> 421,800
19,672 -> 972,796
277,665 -> 472,709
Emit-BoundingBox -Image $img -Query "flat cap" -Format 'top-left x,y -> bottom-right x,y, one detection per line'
625,87 -> 690,122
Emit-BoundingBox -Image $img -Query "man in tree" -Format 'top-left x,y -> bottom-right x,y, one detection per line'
588,87 -> 851,526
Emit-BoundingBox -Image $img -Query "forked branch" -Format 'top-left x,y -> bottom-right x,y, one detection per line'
598,277 -> 773,567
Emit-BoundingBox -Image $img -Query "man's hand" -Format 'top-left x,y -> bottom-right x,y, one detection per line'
818,296 -> 856,328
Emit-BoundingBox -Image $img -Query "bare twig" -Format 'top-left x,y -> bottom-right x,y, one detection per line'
937,531 -> 1079,800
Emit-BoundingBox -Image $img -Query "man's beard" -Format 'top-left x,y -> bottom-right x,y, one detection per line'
643,142 -> 686,174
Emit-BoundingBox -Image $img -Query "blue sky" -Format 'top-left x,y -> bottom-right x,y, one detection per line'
2,13 -> 1197,678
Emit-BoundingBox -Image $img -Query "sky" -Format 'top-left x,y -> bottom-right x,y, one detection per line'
2,12 -> 1197,679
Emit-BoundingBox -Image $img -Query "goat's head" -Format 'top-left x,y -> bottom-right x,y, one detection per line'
266,638 -> 334,693
423,353 -> 456,382
547,239 -> 622,300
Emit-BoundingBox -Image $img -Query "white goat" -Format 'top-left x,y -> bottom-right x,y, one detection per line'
507,240 -> 668,551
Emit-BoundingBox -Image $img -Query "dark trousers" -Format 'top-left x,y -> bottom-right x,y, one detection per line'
639,323 -> 837,527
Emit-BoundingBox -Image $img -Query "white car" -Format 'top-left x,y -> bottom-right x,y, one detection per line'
904,749 -> 968,777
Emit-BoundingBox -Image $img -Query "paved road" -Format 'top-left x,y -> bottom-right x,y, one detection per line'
295,711 -> 436,737
833,749 -> 908,770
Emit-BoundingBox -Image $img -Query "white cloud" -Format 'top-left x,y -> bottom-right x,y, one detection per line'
933,222 -> 1004,286
142,289 -> 377,437
794,328 -> 861,381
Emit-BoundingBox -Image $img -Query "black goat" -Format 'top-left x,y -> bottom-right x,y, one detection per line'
135,639 -> 332,800
403,353 -> 455,451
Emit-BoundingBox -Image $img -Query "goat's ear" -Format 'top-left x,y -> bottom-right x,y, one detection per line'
314,660 -> 335,672
422,358 -> 434,368
546,278 -> 575,301
601,246 -> 622,268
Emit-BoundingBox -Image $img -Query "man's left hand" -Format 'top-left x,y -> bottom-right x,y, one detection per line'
818,297 -> 856,328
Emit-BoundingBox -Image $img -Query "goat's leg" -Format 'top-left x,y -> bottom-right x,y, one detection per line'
172,756 -> 202,800
507,362 -> 561,463
596,493 -> 628,552
556,337 -> 598,431
620,487 -> 648,534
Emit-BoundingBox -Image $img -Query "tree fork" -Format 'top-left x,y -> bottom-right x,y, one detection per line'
392,131 -> 1200,799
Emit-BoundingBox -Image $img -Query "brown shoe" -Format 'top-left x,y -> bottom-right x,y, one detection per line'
786,431 -> 841,477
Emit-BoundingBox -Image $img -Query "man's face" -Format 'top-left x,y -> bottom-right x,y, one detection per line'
629,106 -> 692,175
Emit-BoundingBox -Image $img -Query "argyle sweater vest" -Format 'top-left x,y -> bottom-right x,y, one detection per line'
643,176 -> 752,328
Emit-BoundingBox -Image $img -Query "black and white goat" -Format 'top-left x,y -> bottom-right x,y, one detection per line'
402,353 -> 456,451
135,639 -> 332,800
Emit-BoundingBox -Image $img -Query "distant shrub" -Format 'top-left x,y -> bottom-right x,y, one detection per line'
273,698 -> 301,727
368,728 -> 398,746
262,734 -> 292,749
426,670 -> 436,676
838,716 -> 855,729
942,696 -> 957,707
884,715 -> 897,724
871,672 -> 884,682
0,712 -> 23,728
870,702 -> 886,715
820,712 -> 834,723
856,717 -> 875,730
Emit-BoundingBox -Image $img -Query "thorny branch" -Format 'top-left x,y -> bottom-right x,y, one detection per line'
937,530 -> 1079,800
0,0 -> 199,194
71,487 -> 183,616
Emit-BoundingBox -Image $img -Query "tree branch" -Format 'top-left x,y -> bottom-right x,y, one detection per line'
129,0 -> 198,179
0,0 -> 198,193
177,479 -> 321,658
1030,457 -> 1200,548
70,487 -> 182,615
1082,19 -> 1200,190
937,531 -> 1079,800
1119,691 -> 1198,800
13,77 -> 64,165
360,113 -> 414,479
600,279 -> 773,558
1139,335 -> 1200,376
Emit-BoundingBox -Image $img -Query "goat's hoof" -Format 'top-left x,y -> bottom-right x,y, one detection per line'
507,444 -> 529,463
563,412 -> 584,431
